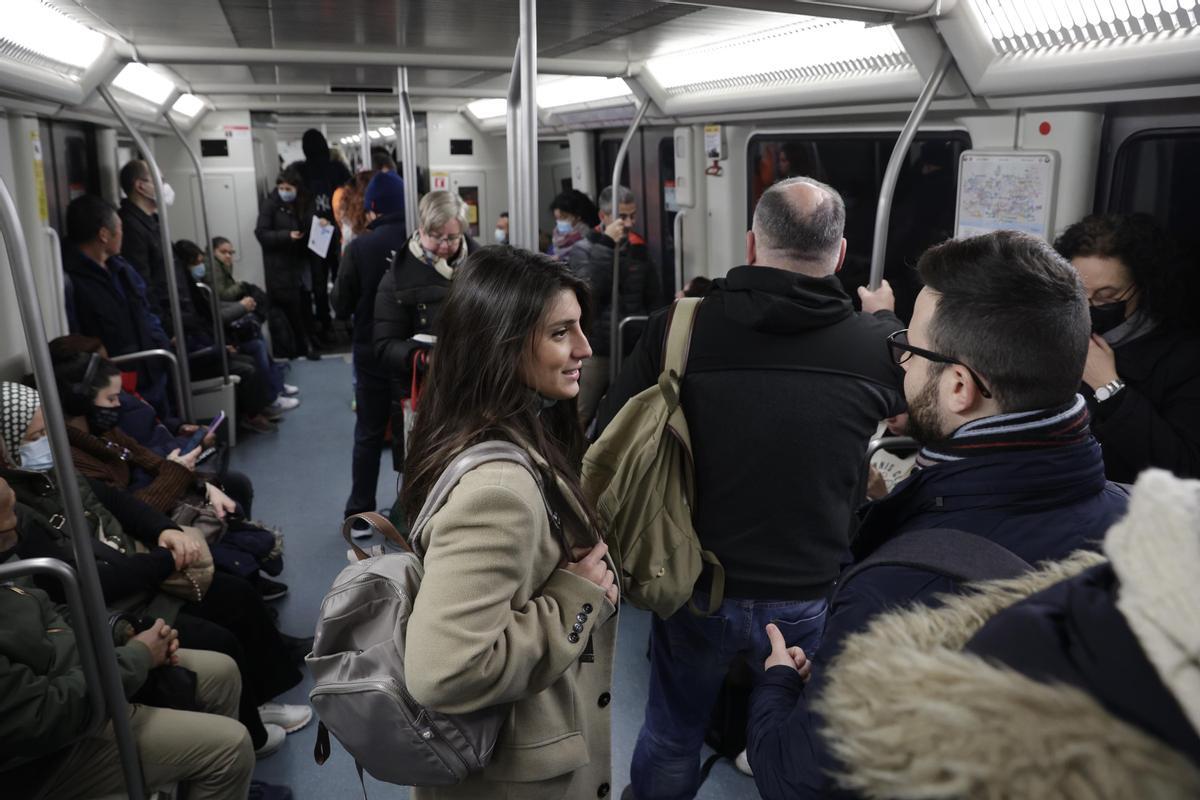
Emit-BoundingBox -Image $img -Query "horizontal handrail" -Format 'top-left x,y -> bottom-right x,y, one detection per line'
109,349 -> 188,424
865,435 -> 921,462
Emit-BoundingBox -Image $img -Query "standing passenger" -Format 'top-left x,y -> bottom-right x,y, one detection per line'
401,248 -> 618,799
256,168 -> 314,360
291,129 -> 352,337
332,171 -> 408,521
1054,213 -> 1200,482
550,189 -> 599,263
599,176 -> 906,800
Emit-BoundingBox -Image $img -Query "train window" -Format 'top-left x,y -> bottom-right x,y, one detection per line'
747,131 -> 970,321
1109,129 -> 1200,264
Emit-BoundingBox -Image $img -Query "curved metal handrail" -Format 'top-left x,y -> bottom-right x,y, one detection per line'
109,349 -> 187,424
608,100 -> 651,386
866,435 -> 921,462
614,314 -> 649,377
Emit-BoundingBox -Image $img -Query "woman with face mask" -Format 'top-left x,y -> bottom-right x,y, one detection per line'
256,167 -> 317,360
549,189 -> 599,263
1055,213 -> 1200,483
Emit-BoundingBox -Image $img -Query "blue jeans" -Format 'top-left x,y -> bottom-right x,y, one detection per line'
237,337 -> 284,401
630,591 -> 828,800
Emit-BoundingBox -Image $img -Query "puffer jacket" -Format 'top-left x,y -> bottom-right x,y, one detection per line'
567,229 -> 664,357
255,189 -> 307,292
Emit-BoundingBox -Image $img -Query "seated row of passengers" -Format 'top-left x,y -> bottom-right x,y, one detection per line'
0,343 -> 317,796
317,175 -> 1200,798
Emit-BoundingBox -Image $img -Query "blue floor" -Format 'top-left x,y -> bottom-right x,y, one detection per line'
230,356 -> 760,798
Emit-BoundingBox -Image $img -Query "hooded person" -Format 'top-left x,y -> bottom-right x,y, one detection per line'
815,468 -> 1200,799
292,129 -> 352,335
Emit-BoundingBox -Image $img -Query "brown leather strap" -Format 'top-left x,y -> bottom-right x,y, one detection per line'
341,511 -> 411,561
314,720 -> 331,765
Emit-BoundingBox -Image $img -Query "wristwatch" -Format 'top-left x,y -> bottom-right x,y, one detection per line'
1095,379 -> 1126,403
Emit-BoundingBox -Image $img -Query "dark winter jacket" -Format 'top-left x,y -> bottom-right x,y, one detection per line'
1087,326 -> 1200,483
567,228 -> 663,357
255,190 -> 307,292
332,211 -> 408,370
291,130 -> 351,258
372,235 -> 481,394
747,436 -> 1130,799
118,198 -> 165,292
63,245 -> 168,359
597,266 -> 906,601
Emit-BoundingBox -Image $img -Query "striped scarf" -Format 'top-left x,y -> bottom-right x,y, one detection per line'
916,394 -> 1092,469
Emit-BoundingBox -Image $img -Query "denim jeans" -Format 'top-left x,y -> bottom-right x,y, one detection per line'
237,337 -> 284,401
630,591 -> 828,800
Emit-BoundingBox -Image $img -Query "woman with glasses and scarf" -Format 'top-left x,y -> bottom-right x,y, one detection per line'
373,190 -> 481,467
1055,214 -> 1200,483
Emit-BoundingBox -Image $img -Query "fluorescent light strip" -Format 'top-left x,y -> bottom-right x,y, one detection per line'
113,62 -> 177,105
977,0 -> 1199,54
646,17 -> 910,95
466,76 -> 631,120
172,93 -> 206,118
468,98 -> 508,120
3,0 -> 109,71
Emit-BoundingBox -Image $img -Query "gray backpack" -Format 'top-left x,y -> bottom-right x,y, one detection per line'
308,441 -> 546,786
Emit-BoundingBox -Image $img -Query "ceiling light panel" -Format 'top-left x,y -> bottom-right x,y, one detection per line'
113,62 -> 177,105
646,17 -> 911,96
172,93 -> 206,117
468,98 -> 508,120
537,76 -> 632,108
976,0 -> 1199,55
2,0 -> 110,72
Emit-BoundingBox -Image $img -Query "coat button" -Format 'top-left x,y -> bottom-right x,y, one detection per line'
598,692 -> 611,708
598,783 -> 610,797
572,622 -> 584,633
583,603 -> 594,614
568,632 -> 580,644
576,612 -> 588,623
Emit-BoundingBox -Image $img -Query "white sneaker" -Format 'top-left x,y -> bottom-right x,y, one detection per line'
282,383 -> 300,397
734,749 -> 753,776
259,702 -> 313,734
254,723 -> 287,758
265,396 -> 300,414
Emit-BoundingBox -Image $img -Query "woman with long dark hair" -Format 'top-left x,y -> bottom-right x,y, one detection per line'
400,247 -> 619,799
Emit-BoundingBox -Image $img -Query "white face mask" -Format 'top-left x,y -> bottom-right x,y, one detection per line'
494,228 -> 507,244
19,436 -> 54,472
161,182 -> 176,207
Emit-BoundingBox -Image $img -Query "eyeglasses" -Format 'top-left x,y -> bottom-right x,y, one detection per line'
887,329 -> 993,399
425,232 -> 463,246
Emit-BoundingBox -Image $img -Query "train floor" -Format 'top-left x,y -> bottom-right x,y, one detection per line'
231,355 -> 760,798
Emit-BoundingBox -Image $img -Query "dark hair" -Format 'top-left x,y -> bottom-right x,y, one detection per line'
173,239 -> 205,266
752,176 -> 845,267
52,352 -> 121,417
550,189 -> 600,227
370,147 -> 397,172
277,167 -> 303,187
66,195 -> 119,244
681,276 -> 713,298
119,159 -> 150,197
499,212 -> 509,219
48,335 -> 105,361
1054,213 -> 1195,331
212,236 -> 232,251
918,231 -> 1089,412
401,247 -> 597,533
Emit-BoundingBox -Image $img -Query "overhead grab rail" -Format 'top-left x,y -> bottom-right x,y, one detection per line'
1,176 -> 148,799
163,112 -> 230,386
356,94 -> 372,169
868,48 -> 955,291
97,84 -> 196,422
673,209 -> 688,297
396,67 -> 420,236
505,0 -> 540,251
608,99 -> 652,385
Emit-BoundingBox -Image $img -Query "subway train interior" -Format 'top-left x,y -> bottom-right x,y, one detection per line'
1,0 -> 1199,798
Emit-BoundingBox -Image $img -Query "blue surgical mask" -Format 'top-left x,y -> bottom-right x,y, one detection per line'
19,436 -> 54,472
190,264 -> 206,280
555,220 -> 573,234
278,188 -> 297,203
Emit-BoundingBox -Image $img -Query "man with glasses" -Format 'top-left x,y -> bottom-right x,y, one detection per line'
747,231 -> 1131,800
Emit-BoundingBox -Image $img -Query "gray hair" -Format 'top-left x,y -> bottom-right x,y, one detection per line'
752,176 -> 845,270
598,185 -> 636,213
418,190 -> 470,233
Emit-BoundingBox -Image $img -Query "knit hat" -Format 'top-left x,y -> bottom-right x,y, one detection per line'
0,382 -> 41,466
363,171 -> 405,217
1105,468 -> 1200,737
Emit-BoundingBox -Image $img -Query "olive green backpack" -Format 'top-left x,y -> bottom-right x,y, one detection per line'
582,298 -> 724,619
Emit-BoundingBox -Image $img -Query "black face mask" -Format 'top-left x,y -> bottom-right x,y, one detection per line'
1089,300 -> 1128,335
87,405 -> 121,435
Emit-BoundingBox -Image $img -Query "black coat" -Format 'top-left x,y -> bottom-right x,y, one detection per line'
63,245 -> 167,358
332,212 -> 408,370
567,229 -> 663,357
1087,326 -> 1200,483
372,237 -> 480,394
597,266 -> 905,601
255,190 -> 308,291
118,198 -> 165,294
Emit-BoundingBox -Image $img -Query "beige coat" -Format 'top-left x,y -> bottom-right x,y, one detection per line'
406,446 -> 618,800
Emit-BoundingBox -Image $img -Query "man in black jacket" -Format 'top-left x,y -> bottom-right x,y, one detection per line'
292,129 -> 351,336
600,176 -> 904,800
568,184 -> 664,426
117,159 -> 171,316
332,171 -> 407,520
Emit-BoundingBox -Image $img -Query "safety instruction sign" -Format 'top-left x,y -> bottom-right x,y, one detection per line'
431,172 -> 449,191
30,131 -> 48,223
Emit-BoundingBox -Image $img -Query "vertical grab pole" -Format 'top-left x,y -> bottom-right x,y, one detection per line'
518,0 -> 539,250
397,67 -> 420,235
608,99 -> 651,385
357,94 -> 372,169
0,176 -> 147,800
163,112 -> 229,385
97,84 -> 195,422
868,49 -> 954,291
506,45 -> 522,248
673,208 -> 688,296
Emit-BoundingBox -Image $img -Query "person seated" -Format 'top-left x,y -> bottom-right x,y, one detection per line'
211,236 -> 270,325
813,468 -> 1200,799
0,475 -> 258,799
746,231 -> 1131,799
175,239 -> 299,418
549,189 -> 599,262
1054,213 -> 1200,482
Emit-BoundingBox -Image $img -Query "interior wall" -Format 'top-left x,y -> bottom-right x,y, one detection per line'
539,140 -> 573,235
425,112 -> 507,245
0,112 -> 29,380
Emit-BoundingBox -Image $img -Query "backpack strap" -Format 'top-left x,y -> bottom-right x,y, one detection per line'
833,528 -> 1032,607
342,511 -> 411,562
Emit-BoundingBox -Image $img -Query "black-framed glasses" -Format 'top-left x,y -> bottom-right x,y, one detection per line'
887,329 -> 993,399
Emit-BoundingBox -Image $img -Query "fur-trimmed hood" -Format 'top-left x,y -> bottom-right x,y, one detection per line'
816,541 -> 1200,799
